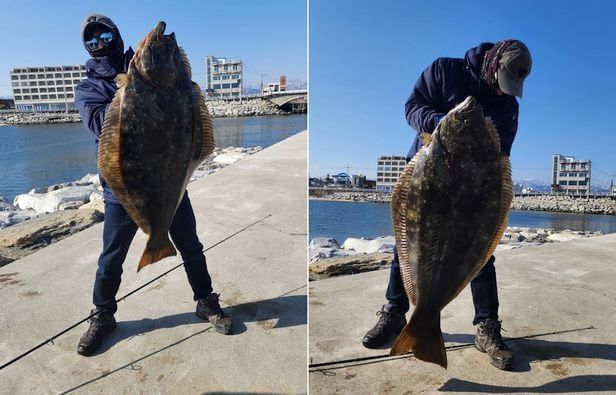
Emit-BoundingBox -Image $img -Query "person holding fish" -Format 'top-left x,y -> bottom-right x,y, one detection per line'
74,14 -> 232,356
362,40 -> 532,371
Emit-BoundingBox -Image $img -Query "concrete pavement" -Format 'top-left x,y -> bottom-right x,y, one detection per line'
0,131 -> 307,394
309,232 -> 616,394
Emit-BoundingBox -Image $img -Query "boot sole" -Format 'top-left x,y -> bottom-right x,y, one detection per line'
474,339 -> 513,371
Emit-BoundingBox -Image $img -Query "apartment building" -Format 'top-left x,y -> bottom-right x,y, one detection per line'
376,156 -> 407,192
551,154 -> 592,197
205,56 -> 243,98
10,66 -> 86,112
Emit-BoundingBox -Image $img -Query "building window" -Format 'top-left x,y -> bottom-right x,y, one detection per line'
31,88 -> 39,93
40,88 -> 47,92
46,74 -> 53,78
57,87 -> 64,92
66,93 -> 74,98
49,94 -> 57,99
222,83 -> 230,89
63,73 -> 71,77
19,75 -> 27,80
231,83 -> 239,88
57,94 -> 65,98
47,81 -> 54,86
48,87 -> 56,92
11,75 -> 18,80
23,95 -> 31,100
66,87 -> 73,92
64,80 -> 71,85
14,89 -> 21,94
32,95 -> 39,99
559,181 -> 566,185
40,94 -> 48,99
55,73 -> 62,78
14,95 -> 22,100
222,75 -> 229,80
28,74 -> 35,79
213,76 -> 220,80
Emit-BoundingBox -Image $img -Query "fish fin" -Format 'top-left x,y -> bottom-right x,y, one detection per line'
179,47 -> 192,80
192,82 -> 216,161
420,132 -> 433,146
390,312 -> 447,368
98,88 -> 150,234
485,116 -> 501,153
137,235 -> 177,272
391,154 -> 420,305
115,73 -> 128,88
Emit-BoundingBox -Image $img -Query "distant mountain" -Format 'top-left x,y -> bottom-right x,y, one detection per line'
513,178 -> 612,195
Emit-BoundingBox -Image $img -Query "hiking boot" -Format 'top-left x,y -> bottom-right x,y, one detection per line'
77,310 -> 116,356
475,319 -> 514,370
196,293 -> 232,335
362,305 -> 406,349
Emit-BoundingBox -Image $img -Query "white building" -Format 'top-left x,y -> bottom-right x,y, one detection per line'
205,56 -> 243,98
10,66 -> 86,112
551,154 -> 591,197
376,156 -> 407,192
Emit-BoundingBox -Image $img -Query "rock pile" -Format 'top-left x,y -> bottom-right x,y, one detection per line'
0,112 -> 81,126
309,227 -> 604,278
511,195 -> 616,215
207,98 -> 286,117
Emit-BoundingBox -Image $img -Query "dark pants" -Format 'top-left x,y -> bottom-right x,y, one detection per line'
385,247 -> 499,325
93,192 -> 213,314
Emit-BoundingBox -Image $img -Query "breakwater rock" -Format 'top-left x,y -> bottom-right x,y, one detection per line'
309,188 -> 616,215
207,98 -> 286,117
0,112 -> 81,126
309,227 -> 603,279
511,195 -> 616,215
0,99 -> 286,126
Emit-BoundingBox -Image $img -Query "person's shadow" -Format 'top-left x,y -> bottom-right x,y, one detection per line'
92,294 -> 306,355
438,332 -> 616,393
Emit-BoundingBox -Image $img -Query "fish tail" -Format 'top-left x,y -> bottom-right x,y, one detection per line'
390,311 -> 447,368
137,235 -> 177,272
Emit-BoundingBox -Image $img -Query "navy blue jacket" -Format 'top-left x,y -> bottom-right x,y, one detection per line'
75,48 -> 134,204
405,43 -> 519,160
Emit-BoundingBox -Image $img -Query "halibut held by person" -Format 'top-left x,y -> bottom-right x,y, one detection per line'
389,96 -> 513,368
98,21 -> 215,272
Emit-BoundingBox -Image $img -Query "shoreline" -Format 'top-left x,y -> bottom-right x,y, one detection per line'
309,226 -> 604,279
0,145 -> 263,266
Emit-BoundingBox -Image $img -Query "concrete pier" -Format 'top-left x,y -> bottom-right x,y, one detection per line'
0,131 -> 307,393
310,232 -> 616,394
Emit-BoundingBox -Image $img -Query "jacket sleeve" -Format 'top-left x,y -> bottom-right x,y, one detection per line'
404,59 -> 447,134
498,99 -> 519,156
74,81 -> 110,141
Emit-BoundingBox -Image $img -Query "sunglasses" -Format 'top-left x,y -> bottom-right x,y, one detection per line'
84,32 -> 114,50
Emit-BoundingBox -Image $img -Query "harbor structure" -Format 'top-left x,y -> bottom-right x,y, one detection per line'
376,156 -> 406,192
205,56 -> 243,98
9,66 -> 86,112
551,154 -> 591,197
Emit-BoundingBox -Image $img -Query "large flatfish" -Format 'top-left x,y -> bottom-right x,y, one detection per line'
390,96 -> 513,368
98,21 -> 215,272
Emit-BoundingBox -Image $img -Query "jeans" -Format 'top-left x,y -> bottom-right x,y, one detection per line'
92,192 -> 213,314
385,247 -> 499,325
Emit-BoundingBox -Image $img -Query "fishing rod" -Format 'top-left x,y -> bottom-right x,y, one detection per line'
0,213 -> 272,371
309,325 -> 596,371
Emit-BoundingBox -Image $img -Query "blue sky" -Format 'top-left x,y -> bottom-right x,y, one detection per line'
0,0 -> 306,97
309,0 -> 616,185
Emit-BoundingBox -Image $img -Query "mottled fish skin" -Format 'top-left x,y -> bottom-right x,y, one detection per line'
390,96 -> 513,368
98,21 -> 215,272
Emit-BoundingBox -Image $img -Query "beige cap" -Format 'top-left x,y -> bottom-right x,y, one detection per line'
497,41 -> 532,98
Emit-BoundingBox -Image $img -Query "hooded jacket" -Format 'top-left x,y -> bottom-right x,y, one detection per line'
404,42 -> 519,160
74,48 -> 134,204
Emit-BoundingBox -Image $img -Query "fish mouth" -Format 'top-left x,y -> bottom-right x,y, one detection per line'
153,21 -> 175,41
454,96 -> 479,114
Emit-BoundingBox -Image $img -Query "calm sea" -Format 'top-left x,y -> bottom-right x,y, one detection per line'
309,199 -> 616,243
0,114 -> 306,201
